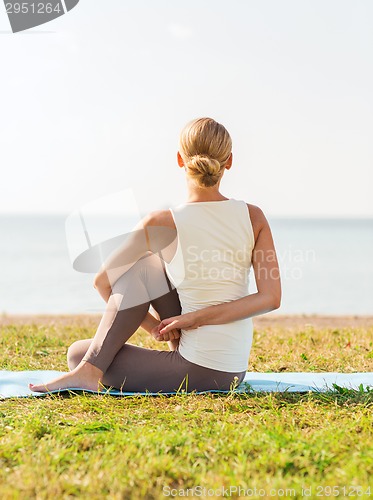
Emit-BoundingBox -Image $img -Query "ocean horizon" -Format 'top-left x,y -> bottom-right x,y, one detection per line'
1,213 -> 372,316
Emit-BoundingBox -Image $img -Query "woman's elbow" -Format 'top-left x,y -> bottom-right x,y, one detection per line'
265,291 -> 281,311
93,274 -> 100,289
271,292 -> 281,310
94,272 -> 109,290
257,291 -> 281,313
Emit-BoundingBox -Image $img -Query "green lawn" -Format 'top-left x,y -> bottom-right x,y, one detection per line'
1,318 -> 372,499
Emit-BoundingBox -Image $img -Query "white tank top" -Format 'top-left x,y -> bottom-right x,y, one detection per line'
165,199 -> 255,372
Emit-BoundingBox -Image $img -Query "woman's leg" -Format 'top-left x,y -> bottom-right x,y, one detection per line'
79,252 -> 181,371
66,274 -> 245,392
29,252 -> 181,392
101,346 -> 246,392
67,340 -> 245,393
67,284 -> 181,371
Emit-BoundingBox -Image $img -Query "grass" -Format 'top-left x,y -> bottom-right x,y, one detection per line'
0,318 -> 372,499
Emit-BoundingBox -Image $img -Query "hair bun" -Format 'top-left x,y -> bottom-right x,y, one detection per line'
179,117 -> 232,188
187,154 -> 222,188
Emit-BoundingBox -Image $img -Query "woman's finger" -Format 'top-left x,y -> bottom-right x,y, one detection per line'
168,330 -> 177,341
152,328 -> 180,342
171,329 -> 180,339
159,320 -> 178,335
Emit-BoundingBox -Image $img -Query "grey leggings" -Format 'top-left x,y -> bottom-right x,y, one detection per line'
68,252 -> 246,393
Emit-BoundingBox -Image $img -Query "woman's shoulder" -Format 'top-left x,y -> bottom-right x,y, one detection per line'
245,203 -> 269,244
142,209 -> 175,229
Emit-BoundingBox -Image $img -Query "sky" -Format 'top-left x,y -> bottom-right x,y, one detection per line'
1,0 -> 372,218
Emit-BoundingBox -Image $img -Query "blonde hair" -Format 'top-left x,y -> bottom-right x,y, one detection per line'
179,117 -> 232,188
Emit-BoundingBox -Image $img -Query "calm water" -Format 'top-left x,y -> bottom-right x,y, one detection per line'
0,214 -> 372,315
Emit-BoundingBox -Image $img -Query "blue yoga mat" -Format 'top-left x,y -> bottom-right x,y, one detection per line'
0,371 -> 372,398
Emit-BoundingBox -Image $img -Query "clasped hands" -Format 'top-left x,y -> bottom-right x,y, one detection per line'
150,311 -> 200,342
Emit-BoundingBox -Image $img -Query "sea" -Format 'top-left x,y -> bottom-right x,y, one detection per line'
0,214 -> 372,316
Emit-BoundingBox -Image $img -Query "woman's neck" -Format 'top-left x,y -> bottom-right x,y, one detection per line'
186,184 -> 228,203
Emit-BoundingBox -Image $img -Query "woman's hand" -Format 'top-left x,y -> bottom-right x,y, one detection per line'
152,311 -> 200,339
150,325 -> 181,342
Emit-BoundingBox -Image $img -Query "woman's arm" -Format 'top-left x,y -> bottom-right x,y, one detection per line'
93,223 -> 149,299
93,211 -> 176,299
154,206 -> 281,335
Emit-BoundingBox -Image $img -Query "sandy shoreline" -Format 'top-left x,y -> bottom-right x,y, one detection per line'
1,312 -> 372,329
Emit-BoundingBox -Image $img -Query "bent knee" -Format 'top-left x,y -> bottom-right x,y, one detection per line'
67,339 -> 91,370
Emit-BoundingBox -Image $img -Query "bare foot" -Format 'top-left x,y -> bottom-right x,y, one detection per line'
29,361 -> 104,393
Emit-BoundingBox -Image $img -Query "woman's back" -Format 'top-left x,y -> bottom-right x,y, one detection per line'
165,198 -> 255,372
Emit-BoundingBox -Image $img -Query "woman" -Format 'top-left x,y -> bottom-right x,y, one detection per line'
30,117 -> 281,394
